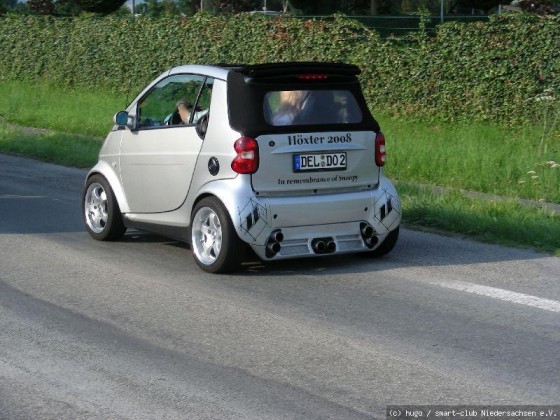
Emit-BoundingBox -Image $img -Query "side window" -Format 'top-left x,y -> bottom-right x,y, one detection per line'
137,74 -> 205,129
192,78 -> 213,125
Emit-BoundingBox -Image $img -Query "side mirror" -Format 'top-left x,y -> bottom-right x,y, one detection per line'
114,111 -> 133,128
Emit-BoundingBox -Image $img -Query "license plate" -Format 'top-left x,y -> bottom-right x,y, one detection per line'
293,152 -> 347,172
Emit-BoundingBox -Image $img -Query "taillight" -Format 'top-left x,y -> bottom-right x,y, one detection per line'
231,136 -> 259,174
375,132 -> 386,167
296,74 -> 328,81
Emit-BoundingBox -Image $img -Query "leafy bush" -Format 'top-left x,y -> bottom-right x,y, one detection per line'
0,13 -> 559,125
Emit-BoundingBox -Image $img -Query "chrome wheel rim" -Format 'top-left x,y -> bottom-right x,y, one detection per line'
192,207 -> 222,265
84,182 -> 108,234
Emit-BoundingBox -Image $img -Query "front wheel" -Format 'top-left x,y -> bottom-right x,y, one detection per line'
82,174 -> 126,241
190,197 -> 246,273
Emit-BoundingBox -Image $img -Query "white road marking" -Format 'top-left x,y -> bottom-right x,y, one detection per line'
0,195 -> 46,199
429,280 -> 560,313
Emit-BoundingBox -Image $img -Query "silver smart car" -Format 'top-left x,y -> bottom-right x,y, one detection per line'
82,62 -> 401,273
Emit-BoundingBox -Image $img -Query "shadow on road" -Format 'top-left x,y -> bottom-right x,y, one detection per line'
239,228 -> 551,276
114,226 -> 550,278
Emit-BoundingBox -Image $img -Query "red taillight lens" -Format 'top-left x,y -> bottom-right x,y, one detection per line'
231,136 -> 259,174
296,74 -> 328,81
375,132 -> 386,167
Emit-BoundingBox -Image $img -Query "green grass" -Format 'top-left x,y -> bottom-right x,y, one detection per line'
1,80 -> 559,255
398,182 -> 560,256
379,115 -> 560,204
0,124 -> 102,168
0,80 -> 124,137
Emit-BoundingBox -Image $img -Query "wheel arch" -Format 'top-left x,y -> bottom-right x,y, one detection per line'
190,177 -> 258,245
86,161 -> 130,214
190,194 -> 246,273
191,192 -> 216,215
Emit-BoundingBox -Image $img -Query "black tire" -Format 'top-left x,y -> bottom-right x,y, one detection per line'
370,226 -> 399,257
82,174 -> 126,241
190,197 -> 245,273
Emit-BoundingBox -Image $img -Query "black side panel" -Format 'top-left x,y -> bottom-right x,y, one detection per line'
123,218 -> 190,243
226,62 -> 380,137
239,62 -> 361,78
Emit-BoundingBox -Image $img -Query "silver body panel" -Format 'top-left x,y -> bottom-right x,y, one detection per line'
119,125 -> 202,213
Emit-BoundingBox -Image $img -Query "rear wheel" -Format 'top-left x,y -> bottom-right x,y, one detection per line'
191,197 -> 245,273
370,226 -> 399,257
82,174 -> 126,241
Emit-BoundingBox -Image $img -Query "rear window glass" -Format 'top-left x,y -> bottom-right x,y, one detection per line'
264,90 -> 363,126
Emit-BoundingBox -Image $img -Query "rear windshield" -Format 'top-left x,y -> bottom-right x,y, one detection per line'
264,90 -> 363,126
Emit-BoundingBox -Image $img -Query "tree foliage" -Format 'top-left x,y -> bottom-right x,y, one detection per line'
289,0 -> 395,15
74,0 -> 127,15
455,0 -> 502,13
216,0 -> 260,13
518,0 -> 555,14
28,0 -> 56,14
8,0 -> 560,16
7,0 -> 128,16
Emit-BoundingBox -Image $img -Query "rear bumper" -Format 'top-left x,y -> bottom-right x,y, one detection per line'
231,176 -> 401,260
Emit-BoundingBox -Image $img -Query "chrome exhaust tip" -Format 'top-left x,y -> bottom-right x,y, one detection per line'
360,222 -> 378,248
267,241 -> 281,254
311,237 -> 335,254
313,240 -> 326,253
271,230 -> 284,243
265,229 -> 283,258
365,236 -> 379,248
360,222 -> 374,239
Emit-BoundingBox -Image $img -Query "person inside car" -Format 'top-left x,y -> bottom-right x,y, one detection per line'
163,98 -> 192,126
176,98 -> 191,124
272,90 -> 305,126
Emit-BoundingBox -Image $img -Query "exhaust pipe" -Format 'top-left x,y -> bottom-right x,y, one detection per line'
360,222 -> 378,248
311,237 -> 336,254
313,240 -> 326,253
267,241 -> 281,255
361,224 -> 374,239
265,229 -> 283,258
365,236 -> 378,248
271,230 -> 284,243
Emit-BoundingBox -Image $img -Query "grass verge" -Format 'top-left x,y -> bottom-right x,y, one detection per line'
379,115 -> 560,204
0,80 -> 124,137
0,124 -> 102,168
399,182 -> 560,256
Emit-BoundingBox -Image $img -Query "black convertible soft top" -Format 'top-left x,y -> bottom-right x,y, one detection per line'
225,62 -> 380,137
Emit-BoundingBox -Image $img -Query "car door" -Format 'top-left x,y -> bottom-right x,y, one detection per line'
119,74 -> 212,213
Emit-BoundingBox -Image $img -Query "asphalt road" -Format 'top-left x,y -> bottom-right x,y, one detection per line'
1,154 -> 559,419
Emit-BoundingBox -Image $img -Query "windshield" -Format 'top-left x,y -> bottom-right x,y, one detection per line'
264,90 -> 363,126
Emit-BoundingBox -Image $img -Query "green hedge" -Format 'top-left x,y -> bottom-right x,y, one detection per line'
0,13 -> 559,125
